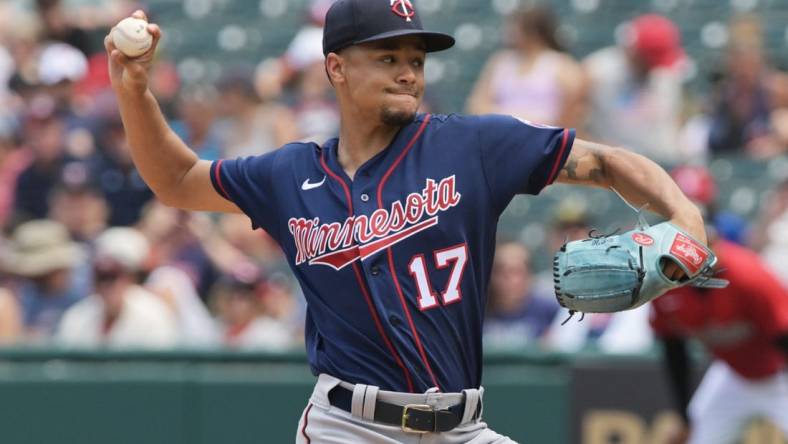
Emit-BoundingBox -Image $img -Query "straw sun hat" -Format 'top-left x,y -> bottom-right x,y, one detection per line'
2,220 -> 84,277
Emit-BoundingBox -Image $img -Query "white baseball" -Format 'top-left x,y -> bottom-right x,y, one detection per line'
112,17 -> 153,58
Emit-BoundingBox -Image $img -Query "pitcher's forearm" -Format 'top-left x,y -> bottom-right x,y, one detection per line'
604,148 -> 695,220
116,89 -> 198,201
557,139 -> 707,245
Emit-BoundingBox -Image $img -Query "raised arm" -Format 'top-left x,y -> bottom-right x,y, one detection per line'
105,10 -> 239,213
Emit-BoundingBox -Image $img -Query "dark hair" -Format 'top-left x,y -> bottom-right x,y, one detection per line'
513,5 -> 565,52
36,0 -> 60,11
215,67 -> 259,101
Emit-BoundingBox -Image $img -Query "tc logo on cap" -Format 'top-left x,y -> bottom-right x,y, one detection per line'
391,0 -> 415,22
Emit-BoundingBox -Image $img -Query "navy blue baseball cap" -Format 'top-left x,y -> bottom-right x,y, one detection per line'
322,0 -> 455,55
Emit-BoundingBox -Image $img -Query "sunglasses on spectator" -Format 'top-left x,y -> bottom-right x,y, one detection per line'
93,260 -> 127,283
94,269 -> 124,283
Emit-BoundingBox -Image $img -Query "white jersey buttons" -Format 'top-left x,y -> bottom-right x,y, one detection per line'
360,193 -> 370,202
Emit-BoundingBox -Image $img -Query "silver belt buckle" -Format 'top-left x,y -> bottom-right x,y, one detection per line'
401,404 -> 433,434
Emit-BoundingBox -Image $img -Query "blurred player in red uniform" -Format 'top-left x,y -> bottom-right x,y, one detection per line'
651,166 -> 788,444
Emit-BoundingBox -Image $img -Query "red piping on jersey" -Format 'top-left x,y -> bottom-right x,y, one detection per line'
546,128 -> 570,185
377,114 -> 442,391
213,160 -> 231,199
319,153 -> 415,393
301,403 -> 313,443
377,115 -> 432,203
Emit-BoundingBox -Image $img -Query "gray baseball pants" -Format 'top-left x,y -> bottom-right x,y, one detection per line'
295,374 -> 518,443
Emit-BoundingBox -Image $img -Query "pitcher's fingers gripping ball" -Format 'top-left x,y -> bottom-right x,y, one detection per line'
112,16 -> 153,58
553,221 -> 728,319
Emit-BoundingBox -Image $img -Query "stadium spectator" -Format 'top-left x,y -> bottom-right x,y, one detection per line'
254,0 -> 340,142
466,5 -> 586,128
255,0 -> 334,101
34,0 -> 136,57
670,165 -> 748,245
47,162 -> 109,242
145,264 -> 220,347
0,118 -> 30,229
13,101 -> 71,222
170,84 -> 224,161
146,58 -> 181,118
0,287 -> 22,345
4,11 -> 44,109
178,210 -> 304,346
484,241 -> 559,348
543,197 -> 593,260
1,220 -> 90,341
36,42 -> 88,117
257,272 -> 304,346
707,15 -> 788,157
288,49 -> 342,143
140,211 -> 222,347
0,30 -> 16,113
56,227 -> 178,348
92,114 -> 154,225
36,0 -> 95,57
214,68 -> 299,158
217,213 -> 291,273
136,201 -> 219,300
751,178 -> 788,288
583,14 -> 687,164
212,265 -> 298,350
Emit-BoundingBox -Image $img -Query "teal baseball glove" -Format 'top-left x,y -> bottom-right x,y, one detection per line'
553,221 -> 728,317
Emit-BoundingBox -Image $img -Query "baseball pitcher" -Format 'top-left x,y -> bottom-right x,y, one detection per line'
105,1 -> 710,442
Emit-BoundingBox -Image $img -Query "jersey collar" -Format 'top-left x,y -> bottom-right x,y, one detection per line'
320,113 -> 430,184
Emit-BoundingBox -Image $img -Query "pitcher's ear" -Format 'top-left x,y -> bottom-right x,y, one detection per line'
325,52 -> 345,85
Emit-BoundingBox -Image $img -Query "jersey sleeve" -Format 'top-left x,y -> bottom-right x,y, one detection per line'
738,260 -> 788,338
649,297 -> 674,338
475,114 -> 575,212
649,288 -> 694,339
210,153 -> 280,236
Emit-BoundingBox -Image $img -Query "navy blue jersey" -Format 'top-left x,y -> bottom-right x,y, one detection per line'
211,113 -> 574,393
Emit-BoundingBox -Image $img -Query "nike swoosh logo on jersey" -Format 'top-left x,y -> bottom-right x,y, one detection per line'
301,176 -> 326,190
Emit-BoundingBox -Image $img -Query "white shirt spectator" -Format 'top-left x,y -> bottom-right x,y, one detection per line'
57,285 -> 178,349
584,47 -> 684,164
545,303 -> 654,353
226,317 -> 296,351
145,265 -> 220,347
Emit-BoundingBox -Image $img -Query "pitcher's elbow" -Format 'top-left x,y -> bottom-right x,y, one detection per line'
151,187 -> 179,208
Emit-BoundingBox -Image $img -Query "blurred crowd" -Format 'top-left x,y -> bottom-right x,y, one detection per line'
0,0 -> 786,353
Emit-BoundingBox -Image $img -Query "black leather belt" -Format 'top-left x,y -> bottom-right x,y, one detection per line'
328,385 -> 479,433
